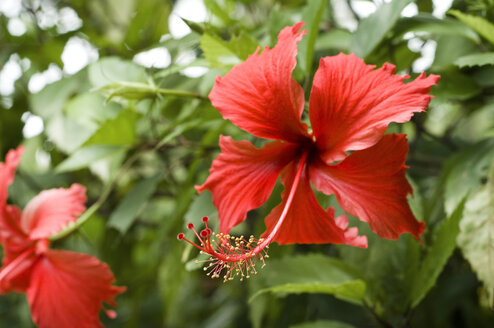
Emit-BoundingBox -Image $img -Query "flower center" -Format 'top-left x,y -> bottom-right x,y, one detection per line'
178,151 -> 309,282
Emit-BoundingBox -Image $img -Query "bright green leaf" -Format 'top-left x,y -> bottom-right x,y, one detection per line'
432,35 -> 479,70
84,109 -> 138,146
56,145 -> 126,172
453,103 -> 494,142
444,140 -> 494,216
250,254 -> 366,304
351,0 -> 412,58
455,52 -> 494,68
30,72 -> 86,120
88,57 -> 147,88
457,172 -> 494,306
449,10 -> 494,45
396,14 -> 480,43
200,32 -> 258,68
108,174 -> 161,233
64,93 -> 121,128
204,0 -> 233,25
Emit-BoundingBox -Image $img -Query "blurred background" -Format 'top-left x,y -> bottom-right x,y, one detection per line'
1,0 -> 494,327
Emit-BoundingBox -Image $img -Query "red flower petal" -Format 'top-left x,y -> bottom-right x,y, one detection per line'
21,184 -> 87,240
262,160 -> 367,247
27,250 -> 125,328
196,136 -> 299,233
209,23 -> 309,143
310,134 -> 425,240
0,146 -> 24,205
0,205 -> 30,264
0,248 -> 37,294
309,53 -> 440,163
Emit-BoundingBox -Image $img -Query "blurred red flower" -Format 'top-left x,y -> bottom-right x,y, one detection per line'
0,147 -> 125,328
196,22 -> 439,246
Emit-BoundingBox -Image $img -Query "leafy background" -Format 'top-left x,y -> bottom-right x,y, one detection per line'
1,0 -> 494,327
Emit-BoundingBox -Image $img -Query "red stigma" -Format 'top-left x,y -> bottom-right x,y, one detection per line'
202,216 -> 209,222
177,233 -> 185,240
187,223 -> 194,229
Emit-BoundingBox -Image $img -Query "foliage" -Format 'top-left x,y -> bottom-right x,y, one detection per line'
1,0 -> 494,327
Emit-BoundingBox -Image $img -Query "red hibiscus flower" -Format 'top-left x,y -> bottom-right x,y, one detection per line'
179,22 -> 439,281
0,147 -> 125,328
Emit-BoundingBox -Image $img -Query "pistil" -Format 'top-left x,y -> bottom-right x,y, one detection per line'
178,151 -> 309,282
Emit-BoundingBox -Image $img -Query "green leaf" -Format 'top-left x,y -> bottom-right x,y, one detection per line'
250,254 -> 366,304
88,57 -> 147,88
107,174 -> 161,233
29,72 -> 86,120
96,81 -> 205,102
84,109 -> 138,146
351,0 -> 412,58
290,320 -> 355,328
124,0 -> 171,48
338,231 -> 421,321
64,93 -> 121,127
432,35 -> 479,70
44,92 -> 122,153
297,0 -> 326,74
444,140 -> 494,216
395,14 -> 480,43
204,0 -> 233,25
432,70 -> 481,101
449,10 -> 494,45
315,29 -> 352,52
56,145 -> 126,172
157,119 -> 202,148
410,199 -> 466,308
457,170 -> 494,306
455,52 -> 494,68
200,32 -> 258,68
268,7 -> 294,45
453,103 -> 494,142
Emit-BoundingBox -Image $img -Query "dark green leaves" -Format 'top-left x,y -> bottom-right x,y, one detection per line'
108,175 -> 161,234
410,199 -> 466,307
297,0 -> 326,74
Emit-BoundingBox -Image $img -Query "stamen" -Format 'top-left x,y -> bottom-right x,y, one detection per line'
179,219 -> 268,282
178,151 -> 309,282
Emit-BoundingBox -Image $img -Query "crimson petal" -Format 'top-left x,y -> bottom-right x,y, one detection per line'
262,160 -> 367,247
0,146 -> 24,206
196,136 -> 299,233
0,205 -> 30,264
310,134 -> 425,240
21,184 -> 87,240
309,53 -> 440,163
27,250 -> 125,328
0,249 -> 37,294
209,23 -> 309,143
